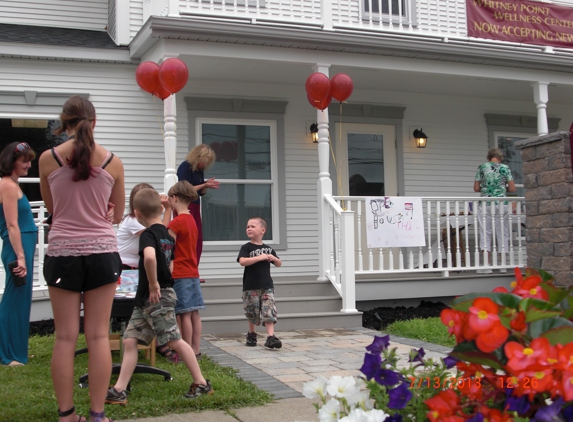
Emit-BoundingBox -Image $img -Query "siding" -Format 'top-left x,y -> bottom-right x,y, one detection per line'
0,0 -> 108,31
130,0 -> 143,39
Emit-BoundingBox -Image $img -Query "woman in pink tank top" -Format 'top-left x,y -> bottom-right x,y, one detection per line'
39,96 -> 125,422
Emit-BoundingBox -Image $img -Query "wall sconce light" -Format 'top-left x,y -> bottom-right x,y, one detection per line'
310,123 -> 319,143
413,128 -> 428,148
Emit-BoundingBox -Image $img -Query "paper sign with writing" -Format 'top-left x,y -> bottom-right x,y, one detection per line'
467,0 -> 573,49
365,197 -> 426,248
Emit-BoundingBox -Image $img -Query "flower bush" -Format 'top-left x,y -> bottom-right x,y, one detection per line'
304,268 -> 573,421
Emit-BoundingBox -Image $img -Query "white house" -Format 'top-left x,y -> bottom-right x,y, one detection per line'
0,0 -> 572,332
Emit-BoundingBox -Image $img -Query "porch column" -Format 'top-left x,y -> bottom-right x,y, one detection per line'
314,63 -> 332,282
532,82 -> 549,136
163,94 -> 178,193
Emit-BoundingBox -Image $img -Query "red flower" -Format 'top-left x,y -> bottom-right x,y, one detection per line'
469,298 -> 500,333
504,338 -> 551,372
557,343 -> 573,370
509,311 -> 527,332
425,390 -> 460,422
493,286 -> 509,293
440,309 -> 465,342
560,369 -> 573,401
476,323 -> 509,353
513,275 -> 548,300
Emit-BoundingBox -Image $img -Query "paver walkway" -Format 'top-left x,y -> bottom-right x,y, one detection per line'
117,327 -> 452,422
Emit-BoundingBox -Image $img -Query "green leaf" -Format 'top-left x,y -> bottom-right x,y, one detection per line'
450,292 -> 521,312
450,342 -> 505,371
519,297 -> 560,312
536,268 -> 555,283
528,316 -> 573,339
540,326 -> 573,346
541,282 -> 573,305
524,307 -> 561,323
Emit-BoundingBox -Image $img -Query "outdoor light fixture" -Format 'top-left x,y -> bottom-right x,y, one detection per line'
413,128 -> 428,148
310,123 -> 319,143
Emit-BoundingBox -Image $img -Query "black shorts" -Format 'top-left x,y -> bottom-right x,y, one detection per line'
44,252 -> 122,292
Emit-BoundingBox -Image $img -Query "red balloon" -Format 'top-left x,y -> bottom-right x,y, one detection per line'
330,73 -> 354,102
305,73 -> 331,103
158,58 -> 189,94
135,61 -> 160,94
307,93 -> 332,111
210,141 -> 221,161
220,141 -> 235,163
153,85 -> 171,100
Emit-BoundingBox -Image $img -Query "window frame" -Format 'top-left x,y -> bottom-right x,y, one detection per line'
195,117 -> 279,247
493,131 -> 532,196
361,0 -> 415,25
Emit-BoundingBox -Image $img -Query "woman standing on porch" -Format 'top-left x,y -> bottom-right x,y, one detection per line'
0,142 -> 37,367
177,144 -> 219,264
39,96 -> 124,422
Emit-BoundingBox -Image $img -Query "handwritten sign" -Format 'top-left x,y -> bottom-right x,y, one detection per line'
467,0 -> 573,49
365,197 -> 426,248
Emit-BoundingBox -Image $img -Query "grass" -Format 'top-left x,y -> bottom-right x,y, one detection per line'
384,317 -> 456,348
0,334 -> 272,422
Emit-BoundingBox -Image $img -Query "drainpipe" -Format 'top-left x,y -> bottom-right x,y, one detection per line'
163,94 -> 178,194
314,63 -> 332,282
532,81 -> 549,136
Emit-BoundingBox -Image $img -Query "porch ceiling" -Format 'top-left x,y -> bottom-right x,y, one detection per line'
177,55 -> 573,104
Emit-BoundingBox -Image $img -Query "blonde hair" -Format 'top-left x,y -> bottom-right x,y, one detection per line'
186,144 -> 216,171
168,180 -> 198,204
249,216 -> 267,230
127,183 -> 154,217
133,188 -> 162,219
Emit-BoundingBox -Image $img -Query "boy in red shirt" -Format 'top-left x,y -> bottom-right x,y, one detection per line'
166,181 -> 204,358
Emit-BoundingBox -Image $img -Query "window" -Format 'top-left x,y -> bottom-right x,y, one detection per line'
364,0 -> 406,15
495,133 -> 528,198
197,119 -> 278,244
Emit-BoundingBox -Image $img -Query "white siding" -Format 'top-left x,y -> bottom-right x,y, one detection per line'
0,0 -> 108,31
130,0 -> 143,39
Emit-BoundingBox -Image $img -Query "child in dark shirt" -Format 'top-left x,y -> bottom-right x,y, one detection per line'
237,217 -> 282,349
105,188 -> 213,405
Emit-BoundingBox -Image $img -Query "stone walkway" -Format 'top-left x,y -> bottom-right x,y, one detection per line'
117,327 -> 452,422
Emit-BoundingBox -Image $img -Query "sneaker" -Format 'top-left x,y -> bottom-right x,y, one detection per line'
246,331 -> 257,347
264,335 -> 282,349
105,387 -> 128,405
185,379 -> 214,398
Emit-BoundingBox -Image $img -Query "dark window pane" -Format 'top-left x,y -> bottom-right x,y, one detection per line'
364,0 -> 405,15
202,184 -> 273,241
348,133 -> 384,196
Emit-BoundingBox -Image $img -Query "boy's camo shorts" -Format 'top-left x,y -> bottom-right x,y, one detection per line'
123,288 -> 181,346
242,288 -> 277,326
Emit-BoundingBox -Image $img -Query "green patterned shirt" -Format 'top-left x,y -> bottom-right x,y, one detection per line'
475,162 -> 514,204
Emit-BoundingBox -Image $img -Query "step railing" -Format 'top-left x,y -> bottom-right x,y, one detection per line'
328,196 -> 526,278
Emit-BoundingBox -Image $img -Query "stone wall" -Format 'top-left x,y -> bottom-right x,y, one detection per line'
514,131 -> 573,286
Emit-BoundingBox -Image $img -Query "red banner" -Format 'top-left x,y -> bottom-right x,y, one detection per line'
466,0 -> 573,49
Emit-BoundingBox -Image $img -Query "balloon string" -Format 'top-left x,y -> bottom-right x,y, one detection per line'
152,95 -> 165,138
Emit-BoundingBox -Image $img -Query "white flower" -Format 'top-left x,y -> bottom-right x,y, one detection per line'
319,398 -> 341,422
346,389 -> 374,411
326,375 -> 359,398
302,376 -> 328,399
340,408 -> 388,422
362,409 -> 389,422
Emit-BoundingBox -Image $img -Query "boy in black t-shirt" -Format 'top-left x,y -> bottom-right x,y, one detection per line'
237,217 -> 283,349
106,189 -> 213,405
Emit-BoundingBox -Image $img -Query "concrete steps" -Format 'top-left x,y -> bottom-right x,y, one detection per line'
200,277 -> 362,335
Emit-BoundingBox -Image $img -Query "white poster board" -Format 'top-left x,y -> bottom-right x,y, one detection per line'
365,197 -> 426,248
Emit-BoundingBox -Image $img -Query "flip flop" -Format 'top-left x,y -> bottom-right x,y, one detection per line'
7,361 -> 24,367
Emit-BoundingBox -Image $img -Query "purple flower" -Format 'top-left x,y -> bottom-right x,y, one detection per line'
442,355 -> 459,369
562,405 -> 573,421
366,335 -> 390,354
408,348 -> 425,364
374,369 -> 400,386
505,395 -> 530,415
359,352 -> 381,380
385,415 -> 403,422
531,397 -> 564,422
467,414 -> 484,422
387,382 -> 412,409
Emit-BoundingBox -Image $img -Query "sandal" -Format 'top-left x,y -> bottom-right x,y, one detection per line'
89,409 -> 113,422
156,344 -> 182,364
58,406 -> 85,422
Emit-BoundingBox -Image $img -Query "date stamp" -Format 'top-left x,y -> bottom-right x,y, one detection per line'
408,376 -> 482,389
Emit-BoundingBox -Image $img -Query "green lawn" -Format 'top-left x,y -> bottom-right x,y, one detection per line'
0,334 -> 272,421
384,317 -> 456,348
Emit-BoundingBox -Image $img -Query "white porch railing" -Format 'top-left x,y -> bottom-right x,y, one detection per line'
323,196 -> 526,286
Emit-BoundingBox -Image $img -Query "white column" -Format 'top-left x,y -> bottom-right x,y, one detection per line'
168,0 -> 181,17
314,63 -> 332,281
321,0 -> 333,30
115,0 -> 131,46
532,82 -> 549,136
163,94 -> 178,194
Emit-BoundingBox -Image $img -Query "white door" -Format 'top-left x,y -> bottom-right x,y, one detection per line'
334,123 -> 397,197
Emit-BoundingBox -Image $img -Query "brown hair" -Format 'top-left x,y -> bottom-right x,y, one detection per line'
185,144 -> 216,172
133,188 -> 162,219
0,142 -> 36,177
167,180 -> 198,204
249,216 -> 267,230
126,183 -> 154,218
54,95 -> 96,181
487,148 -> 504,162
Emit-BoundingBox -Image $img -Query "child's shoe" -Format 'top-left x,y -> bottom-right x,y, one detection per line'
246,331 -> 257,347
105,387 -> 128,405
264,335 -> 282,349
185,379 -> 214,398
